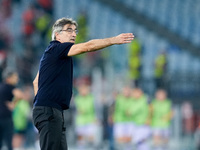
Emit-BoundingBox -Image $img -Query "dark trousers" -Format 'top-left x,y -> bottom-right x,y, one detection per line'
0,118 -> 13,150
32,106 -> 67,150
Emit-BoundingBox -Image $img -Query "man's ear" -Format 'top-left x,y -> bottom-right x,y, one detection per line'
55,32 -> 60,40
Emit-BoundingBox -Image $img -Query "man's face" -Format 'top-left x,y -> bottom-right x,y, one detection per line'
7,73 -> 19,85
56,24 -> 77,43
156,90 -> 166,101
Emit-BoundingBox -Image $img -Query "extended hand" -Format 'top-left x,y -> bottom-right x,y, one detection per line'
113,33 -> 134,44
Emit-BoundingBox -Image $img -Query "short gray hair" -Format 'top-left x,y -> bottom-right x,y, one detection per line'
2,68 -> 17,81
51,17 -> 78,40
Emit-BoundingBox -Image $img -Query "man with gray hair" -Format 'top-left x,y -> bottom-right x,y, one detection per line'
32,17 -> 134,150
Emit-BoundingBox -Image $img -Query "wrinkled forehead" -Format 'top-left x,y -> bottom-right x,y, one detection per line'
63,24 -> 77,30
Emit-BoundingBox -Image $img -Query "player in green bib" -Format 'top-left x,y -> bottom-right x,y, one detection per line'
113,86 -> 134,147
74,83 -> 98,147
12,86 -> 32,149
150,89 -> 173,149
131,88 -> 151,150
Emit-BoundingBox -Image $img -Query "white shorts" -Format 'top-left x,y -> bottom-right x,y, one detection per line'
76,123 -> 97,137
152,127 -> 170,138
114,122 -> 134,139
132,125 -> 151,144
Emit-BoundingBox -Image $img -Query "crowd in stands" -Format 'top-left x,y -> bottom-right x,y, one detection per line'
0,0 -> 53,85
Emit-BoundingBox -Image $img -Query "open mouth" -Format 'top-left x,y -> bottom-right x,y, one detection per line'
70,39 -> 75,42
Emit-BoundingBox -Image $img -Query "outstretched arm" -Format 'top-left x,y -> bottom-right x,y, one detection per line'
68,33 -> 134,56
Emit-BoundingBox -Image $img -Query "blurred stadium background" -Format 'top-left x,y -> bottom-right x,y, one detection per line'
0,0 -> 200,149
